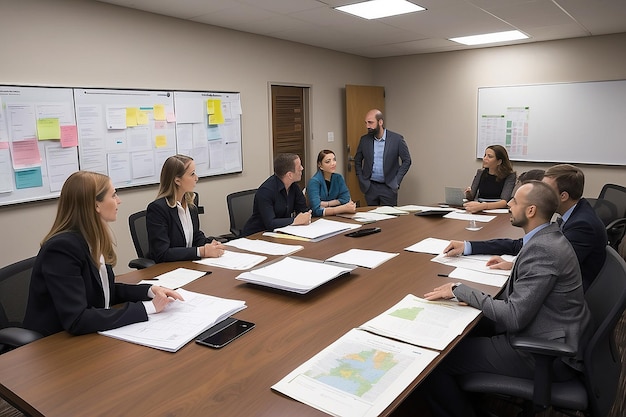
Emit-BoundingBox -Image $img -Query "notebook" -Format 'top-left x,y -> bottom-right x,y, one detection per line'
444,186 -> 465,206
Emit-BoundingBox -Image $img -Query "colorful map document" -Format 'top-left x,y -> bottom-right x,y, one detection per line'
358,294 -> 481,351
272,328 -> 438,417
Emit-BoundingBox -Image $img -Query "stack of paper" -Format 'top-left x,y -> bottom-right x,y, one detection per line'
367,206 -> 409,215
404,237 -> 450,254
225,237 -> 303,255
443,211 -> 496,222
431,253 -> 513,288
194,250 -> 266,270
236,256 -> 355,294
273,218 -> 360,242
138,267 -> 208,289
99,289 -> 247,352
345,212 -> 396,223
272,328 -> 439,417
359,294 -> 481,351
326,249 -> 399,269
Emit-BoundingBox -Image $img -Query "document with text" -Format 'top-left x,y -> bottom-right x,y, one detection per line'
358,294 -> 481,351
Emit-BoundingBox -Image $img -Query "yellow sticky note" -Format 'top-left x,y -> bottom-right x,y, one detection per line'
208,99 -> 224,124
137,111 -> 149,125
126,108 -> 138,127
153,104 -> 166,121
207,99 -> 216,114
155,135 -> 167,148
36,118 -> 61,140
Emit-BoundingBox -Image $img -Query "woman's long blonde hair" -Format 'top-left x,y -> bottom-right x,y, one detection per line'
42,171 -> 117,266
156,154 -> 196,208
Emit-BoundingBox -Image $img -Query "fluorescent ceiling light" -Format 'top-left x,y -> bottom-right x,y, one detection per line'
335,0 -> 425,20
449,30 -> 528,46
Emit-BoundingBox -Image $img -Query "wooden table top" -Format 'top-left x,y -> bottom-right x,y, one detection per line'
0,210 -> 522,417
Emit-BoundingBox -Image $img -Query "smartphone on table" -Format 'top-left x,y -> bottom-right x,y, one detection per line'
195,317 -> 255,349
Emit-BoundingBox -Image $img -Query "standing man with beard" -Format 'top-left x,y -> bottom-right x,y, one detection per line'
354,109 -> 411,206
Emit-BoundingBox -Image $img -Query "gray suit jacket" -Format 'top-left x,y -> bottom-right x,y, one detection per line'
354,129 -> 411,193
454,223 -> 592,370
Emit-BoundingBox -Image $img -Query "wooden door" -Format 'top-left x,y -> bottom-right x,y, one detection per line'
345,85 -> 385,207
271,86 -> 306,191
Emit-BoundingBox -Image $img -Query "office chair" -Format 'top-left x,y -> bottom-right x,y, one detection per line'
587,197 -> 618,227
0,257 -> 43,353
219,189 -> 257,241
459,245 -> 626,417
598,183 -> 626,219
128,210 -> 156,270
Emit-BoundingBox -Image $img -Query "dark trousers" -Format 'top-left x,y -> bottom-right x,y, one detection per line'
365,181 -> 397,206
422,333 -> 578,417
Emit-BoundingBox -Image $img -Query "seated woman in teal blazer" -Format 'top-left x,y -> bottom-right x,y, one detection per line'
307,150 -> 357,217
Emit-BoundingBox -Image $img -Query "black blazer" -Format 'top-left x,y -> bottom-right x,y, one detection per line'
471,198 -> 607,291
146,197 -> 210,263
24,232 -> 151,337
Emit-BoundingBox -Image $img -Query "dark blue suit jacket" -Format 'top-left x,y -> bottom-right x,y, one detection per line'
242,175 -> 307,236
354,129 -> 411,193
146,197 -> 210,263
24,232 -> 151,336
471,198 -> 607,291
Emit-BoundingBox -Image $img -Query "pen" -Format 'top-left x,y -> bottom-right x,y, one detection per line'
437,273 -> 449,277
204,271 -> 212,276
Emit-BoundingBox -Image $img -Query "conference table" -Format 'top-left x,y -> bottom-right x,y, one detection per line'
0,209 -> 522,417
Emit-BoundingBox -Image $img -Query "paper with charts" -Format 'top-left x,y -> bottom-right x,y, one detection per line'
236,256 -> 354,294
358,294 -> 481,351
272,328 -> 438,417
273,218 -> 360,242
98,289 -> 246,352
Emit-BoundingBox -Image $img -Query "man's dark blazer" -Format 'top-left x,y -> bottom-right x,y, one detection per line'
24,232 -> 151,337
471,198 -> 607,291
354,129 -> 411,193
147,197 -> 210,263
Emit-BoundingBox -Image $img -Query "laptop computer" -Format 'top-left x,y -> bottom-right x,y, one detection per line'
444,186 -> 465,207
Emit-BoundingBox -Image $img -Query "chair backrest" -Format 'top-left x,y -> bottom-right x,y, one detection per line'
587,198 -> 618,227
226,189 -> 257,237
128,210 -> 150,258
598,183 -> 626,219
0,257 -> 36,329
582,245 -> 626,416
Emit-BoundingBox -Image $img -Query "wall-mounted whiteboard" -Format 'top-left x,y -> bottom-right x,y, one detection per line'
0,85 -> 243,206
476,80 -> 626,165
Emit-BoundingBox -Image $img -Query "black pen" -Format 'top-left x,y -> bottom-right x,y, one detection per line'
203,271 -> 212,276
437,273 -> 449,277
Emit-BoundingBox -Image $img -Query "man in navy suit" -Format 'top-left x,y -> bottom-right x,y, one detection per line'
444,164 -> 607,291
354,109 -> 411,206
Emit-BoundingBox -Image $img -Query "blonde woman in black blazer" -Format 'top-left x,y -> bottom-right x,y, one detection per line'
24,171 -> 182,337
147,155 -> 224,263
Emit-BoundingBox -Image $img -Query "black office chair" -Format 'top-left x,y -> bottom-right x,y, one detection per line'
0,257 -> 43,353
459,245 -> 626,417
128,210 -> 156,270
218,189 -> 257,241
587,197 -> 618,227
598,183 -> 626,219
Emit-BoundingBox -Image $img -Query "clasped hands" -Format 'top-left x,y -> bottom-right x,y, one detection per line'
200,239 -> 225,258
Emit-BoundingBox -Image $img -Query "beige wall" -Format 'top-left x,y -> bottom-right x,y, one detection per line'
1,0 -> 625,274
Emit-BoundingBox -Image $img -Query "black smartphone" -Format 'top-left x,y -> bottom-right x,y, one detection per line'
195,317 -> 255,349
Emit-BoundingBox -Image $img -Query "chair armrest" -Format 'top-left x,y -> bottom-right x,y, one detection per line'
128,258 -> 156,270
0,327 -> 44,350
511,336 -> 577,358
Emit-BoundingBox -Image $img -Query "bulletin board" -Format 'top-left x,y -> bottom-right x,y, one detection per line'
0,85 -> 243,206
476,79 -> 626,165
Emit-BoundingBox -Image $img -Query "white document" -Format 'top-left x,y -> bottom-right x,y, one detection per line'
395,205 -> 455,213
348,212 -> 396,223
367,206 -> 408,215
138,267 -> 208,289
484,208 -> 510,214
431,253 -> 514,276
447,268 -> 509,288
272,328 -> 439,417
194,250 -> 266,270
359,294 -> 481,351
225,238 -> 303,256
236,256 -> 354,294
443,211 -> 496,222
99,289 -> 246,352
326,249 -> 399,269
274,218 -> 360,242
405,237 -> 450,254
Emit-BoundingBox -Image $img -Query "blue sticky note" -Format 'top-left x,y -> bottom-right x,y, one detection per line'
15,167 -> 43,189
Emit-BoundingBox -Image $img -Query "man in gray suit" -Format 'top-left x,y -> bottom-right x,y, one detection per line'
354,109 -> 411,206
423,180 -> 592,417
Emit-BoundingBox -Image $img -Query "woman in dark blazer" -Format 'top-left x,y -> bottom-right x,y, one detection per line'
464,144 -> 516,213
147,154 -> 224,263
24,171 -> 182,337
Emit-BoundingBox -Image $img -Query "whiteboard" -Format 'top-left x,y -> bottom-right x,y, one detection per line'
0,85 -> 243,207
476,80 -> 626,165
